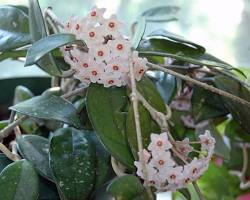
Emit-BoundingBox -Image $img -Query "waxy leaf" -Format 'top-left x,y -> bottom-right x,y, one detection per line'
0,6 -> 30,51
16,135 -> 54,181
86,84 -> 135,171
0,160 -> 39,200
10,94 -> 82,128
49,128 -> 96,200
132,17 -> 146,49
0,153 -> 12,172
192,86 -> 228,122
127,77 -> 166,159
141,6 -> 179,22
28,0 -> 61,76
107,175 -> 151,200
25,33 -> 77,67
214,76 -> 250,134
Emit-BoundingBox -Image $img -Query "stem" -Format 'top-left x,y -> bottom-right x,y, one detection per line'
0,143 -> 20,161
129,64 -> 155,200
51,76 -> 60,87
0,115 -> 28,140
61,86 -> 87,99
193,182 -> 205,200
147,62 -> 250,108
44,7 -> 64,28
111,157 -> 126,177
241,144 -> 248,177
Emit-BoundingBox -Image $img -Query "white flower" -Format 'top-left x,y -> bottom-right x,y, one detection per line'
101,73 -> 122,87
138,149 -> 151,164
183,158 -> 204,180
148,132 -> 172,152
80,25 -> 104,46
87,6 -> 106,24
103,14 -> 123,37
133,57 -> 148,81
89,44 -> 110,62
105,57 -> 129,75
74,71 -> 91,85
199,130 -> 215,152
165,166 -> 183,184
151,151 -> 176,170
86,62 -> 105,83
108,38 -> 131,57
175,138 -> 193,156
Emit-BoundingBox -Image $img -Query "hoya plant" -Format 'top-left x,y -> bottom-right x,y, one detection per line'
0,0 -> 250,200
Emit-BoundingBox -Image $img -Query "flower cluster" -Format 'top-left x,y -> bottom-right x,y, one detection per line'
61,6 -> 148,87
134,130 -> 215,191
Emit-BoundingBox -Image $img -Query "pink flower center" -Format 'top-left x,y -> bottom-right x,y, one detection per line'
108,80 -> 114,84
170,174 -> 176,179
109,22 -> 115,28
91,11 -> 96,16
117,44 -> 123,50
158,160 -> 164,165
113,65 -> 119,71
89,31 -> 95,37
97,51 -> 104,57
139,69 -> 144,74
75,24 -> 80,30
156,141 -> 163,147
192,168 -> 198,174
92,71 -> 97,76
149,180 -> 155,184
82,63 -> 88,68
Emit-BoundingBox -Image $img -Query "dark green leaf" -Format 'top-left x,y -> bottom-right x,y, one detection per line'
214,76 -> 250,134
178,188 -> 191,200
0,6 -> 30,51
148,29 -> 205,53
0,159 -> 39,200
25,33 -> 77,67
198,163 -> 240,200
127,77 -> 166,159
38,177 -> 60,200
90,133 -> 113,190
10,94 -> 82,129
86,84 -> 135,171
16,135 -> 54,181
191,86 -> 228,122
107,175 -> 151,200
225,119 -> 250,142
14,85 -> 34,104
0,50 -> 27,62
0,120 -> 9,130
0,153 -> 12,172
141,6 -> 179,22
49,128 -> 96,200
28,0 -> 61,76
132,17 -> 146,49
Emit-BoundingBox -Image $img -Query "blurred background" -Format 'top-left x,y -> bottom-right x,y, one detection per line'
0,0 -> 249,69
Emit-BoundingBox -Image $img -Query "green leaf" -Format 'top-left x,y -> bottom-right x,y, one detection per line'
148,29 -> 205,53
14,85 -> 34,104
0,50 -> 27,62
107,175 -> 151,200
0,159 -> 39,200
141,6 -> 179,22
127,77 -> 166,159
147,71 -> 177,104
198,163 -> 241,200
191,86 -> 228,122
10,94 -> 82,129
132,17 -> 146,49
16,135 -> 54,181
225,119 -> 250,142
0,6 -> 30,51
25,33 -> 77,67
214,76 -> 250,134
28,0 -> 61,76
0,120 -> 9,130
0,153 -> 12,172
89,133 -> 113,190
86,84 -> 135,171
49,128 -> 96,200
39,177 -> 60,200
